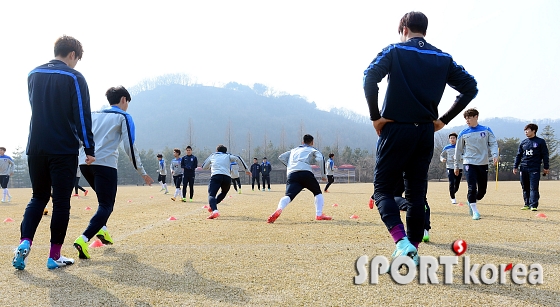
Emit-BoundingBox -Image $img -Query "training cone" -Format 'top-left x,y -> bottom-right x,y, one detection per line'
457,203 -> 465,207
168,216 -> 177,221
3,217 -> 14,222
149,196 -> 154,199
85,206 -> 92,210
127,200 -> 132,203
368,199 -> 374,209
89,239 -> 105,248
536,213 -> 547,218
350,214 -> 359,219
202,205 -> 210,209
332,203 -> 339,207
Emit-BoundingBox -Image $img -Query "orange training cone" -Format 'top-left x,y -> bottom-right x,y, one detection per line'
168,216 -> 177,221
89,239 -> 105,248
85,206 -> 92,210
3,217 -> 14,222
332,203 -> 339,207
202,205 -> 210,209
536,213 -> 547,218
350,214 -> 359,219
368,199 -> 374,209
457,203 -> 465,207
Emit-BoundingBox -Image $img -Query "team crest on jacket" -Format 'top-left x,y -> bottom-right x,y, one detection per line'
533,142 -> 538,148
480,132 -> 486,138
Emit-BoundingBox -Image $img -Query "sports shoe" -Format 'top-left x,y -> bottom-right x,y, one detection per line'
207,211 -> 220,219
8,196 -> 12,202
268,188 -> 271,191
267,209 -> 282,223
190,199 -> 193,202
47,255 -> 75,269
1,198 -> 5,203
392,237 -> 419,264
164,191 -> 169,194
472,212 -> 481,220
316,214 -> 332,220
238,190 -> 242,194
451,199 -> 457,204
181,198 -> 187,202
422,230 -> 430,242
84,190 -> 88,196
531,207 -> 538,211
468,203 -> 473,216
96,229 -> 114,245
521,206 -> 530,210
324,190 -> 329,193
262,188 -> 265,191
72,194 -> 79,197
73,236 -> 90,259
368,198 -> 374,210
12,240 -> 31,270
171,197 -> 176,201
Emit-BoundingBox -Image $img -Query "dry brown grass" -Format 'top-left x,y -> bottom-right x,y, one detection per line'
0,181 -> 559,306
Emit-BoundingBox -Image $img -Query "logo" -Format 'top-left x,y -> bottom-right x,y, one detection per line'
418,41 -> 424,47
354,240 -> 543,285
480,132 -> 486,138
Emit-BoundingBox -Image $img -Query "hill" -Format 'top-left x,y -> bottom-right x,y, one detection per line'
127,82 -> 377,155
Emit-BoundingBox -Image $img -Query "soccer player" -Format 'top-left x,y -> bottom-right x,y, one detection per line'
230,161 -> 242,193
73,86 -> 153,260
513,123 -> 549,211
324,153 -> 335,192
13,35 -> 96,270
363,12 -> 477,264
73,167 -> 88,197
201,145 -> 249,219
261,157 -> 272,191
440,133 -> 462,204
170,148 -> 184,201
454,108 -> 499,220
250,158 -> 261,191
0,147 -> 14,203
181,146 -> 198,202
156,153 -> 168,194
267,134 -> 332,223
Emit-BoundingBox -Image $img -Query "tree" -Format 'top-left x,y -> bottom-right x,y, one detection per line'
540,124 -> 560,179
428,133 -> 448,181
10,147 -> 30,188
496,137 -> 520,180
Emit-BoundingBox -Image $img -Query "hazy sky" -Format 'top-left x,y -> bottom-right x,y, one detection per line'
1,1 -> 559,154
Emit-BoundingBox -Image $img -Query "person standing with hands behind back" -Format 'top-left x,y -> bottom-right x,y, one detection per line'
363,12 -> 477,265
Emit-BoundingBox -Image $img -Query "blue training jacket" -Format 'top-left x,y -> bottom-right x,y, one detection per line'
363,37 -> 478,124
27,60 -> 95,156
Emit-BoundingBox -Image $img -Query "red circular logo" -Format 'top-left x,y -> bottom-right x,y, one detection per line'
452,239 -> 467,256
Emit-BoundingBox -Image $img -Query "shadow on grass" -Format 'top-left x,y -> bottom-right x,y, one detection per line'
90,247 -> 250,305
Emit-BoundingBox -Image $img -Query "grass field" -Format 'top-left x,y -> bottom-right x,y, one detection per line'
1,181 -> 559,306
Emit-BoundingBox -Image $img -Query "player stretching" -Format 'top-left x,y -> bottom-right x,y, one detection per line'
267,134 -> 331,223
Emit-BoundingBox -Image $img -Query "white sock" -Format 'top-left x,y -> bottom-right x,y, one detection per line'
175,188 -> 180,197
2,189 -> 6,198
102,226 -> 108,231
451,198 -> 456,204
159,181 -> 163,188
82,235 -> 89,242
278,196 -> 291,210
470,202 -> 479,214
163,184 -> 168,191
314,194 -> 324,216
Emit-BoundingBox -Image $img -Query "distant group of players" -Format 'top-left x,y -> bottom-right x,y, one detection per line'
8,12 -> 551,272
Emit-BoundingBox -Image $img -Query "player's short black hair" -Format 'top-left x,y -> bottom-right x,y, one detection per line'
217,145 -> 227,153
253,158 -> 258,161
524,123 -> 538,133
448,133 -> 458,139
329,153 -> 334,158
0,147 -> 6,151
398,11 -> 428,35
54,35 -> 84,60
303,134 -> 314,145
263,157 -> 267,160
463,108 -> 479,118
186,146 -> 192,150
173,148 -> 180,155
106,86 -> 131,105
156,154 -> 163,158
